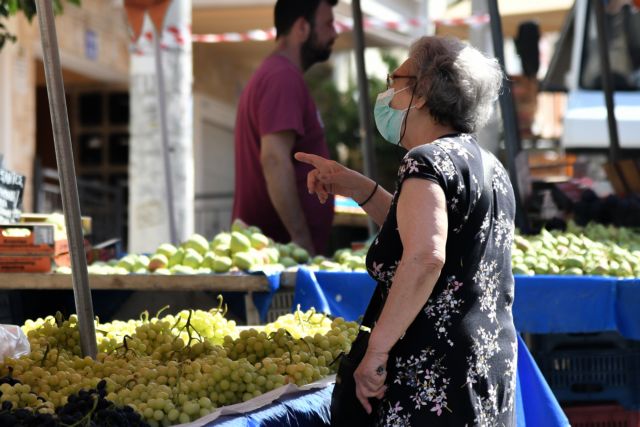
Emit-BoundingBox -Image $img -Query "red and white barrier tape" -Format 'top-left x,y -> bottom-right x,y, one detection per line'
132,13 -> 490,52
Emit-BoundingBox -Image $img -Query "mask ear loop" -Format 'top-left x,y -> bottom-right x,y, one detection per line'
395,86 -> 416,161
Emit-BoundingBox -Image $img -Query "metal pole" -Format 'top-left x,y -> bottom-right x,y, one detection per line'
153,28 -> 178,245
351,0 -> 377,236
593,0 -> 621,163
35,0 -> 97,358
486,0 -> 530,233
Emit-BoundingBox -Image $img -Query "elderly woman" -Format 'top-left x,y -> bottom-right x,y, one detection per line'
296,36 -> 516,426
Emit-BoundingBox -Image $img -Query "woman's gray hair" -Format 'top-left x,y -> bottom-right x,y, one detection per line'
409,36 -> 503,133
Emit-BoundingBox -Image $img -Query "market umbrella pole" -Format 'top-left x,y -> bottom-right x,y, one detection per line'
351,0 -> 377,236
153,28 -> 178,245
487,0 -> 530,233
593,0 -> 623,164
35,0 -> 97,358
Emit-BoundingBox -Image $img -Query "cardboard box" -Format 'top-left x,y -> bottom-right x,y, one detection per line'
18,213 -> 92,236
0,223 -> 56,255
53,238 -> 92,267
0,255 -> 52,273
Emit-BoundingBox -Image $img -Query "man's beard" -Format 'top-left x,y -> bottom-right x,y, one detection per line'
301,30 -> 332,71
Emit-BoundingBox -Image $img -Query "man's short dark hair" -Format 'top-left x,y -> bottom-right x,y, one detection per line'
274,0 -> 338,39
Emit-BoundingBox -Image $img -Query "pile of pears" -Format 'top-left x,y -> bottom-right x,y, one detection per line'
82,220 -> 311,275
511,222 -> 640,277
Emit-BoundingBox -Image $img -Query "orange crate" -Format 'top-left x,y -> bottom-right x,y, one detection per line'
0,223 -> 55,255
563,404 -> 640,427
0,255 -> 52,273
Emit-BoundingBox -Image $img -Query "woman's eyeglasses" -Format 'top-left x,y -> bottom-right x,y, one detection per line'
386,73 -> 417,89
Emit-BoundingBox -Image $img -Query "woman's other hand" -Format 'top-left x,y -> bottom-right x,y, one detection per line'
354,349 -> 388,414
294,152 -> 362,204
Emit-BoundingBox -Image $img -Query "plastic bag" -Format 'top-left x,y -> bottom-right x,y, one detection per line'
0,325 -> 30,362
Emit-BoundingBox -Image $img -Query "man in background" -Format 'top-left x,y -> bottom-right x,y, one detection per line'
232,0 -> 338,255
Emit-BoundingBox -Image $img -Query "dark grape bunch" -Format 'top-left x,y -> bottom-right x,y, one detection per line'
0,378 -> 149,427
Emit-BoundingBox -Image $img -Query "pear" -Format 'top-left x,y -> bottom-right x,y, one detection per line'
292,247 -> 310,264
250,233 -> 269,250
183,233 -> 210,255
171,265 -> 195,275
182,248 -> 204,269
116,255 -> 137,272
230,231 -> 252,254
211,232 -> 231,249
212,256 -> 233,273
231,218 -> 248,233
280,256 -> 297,268
148,253 -> 169,271
202,251 -> 217,270
212,243 -> 231,257
232,251 -> 255,271
156,243 -> 178,259
168,247 -> 185,267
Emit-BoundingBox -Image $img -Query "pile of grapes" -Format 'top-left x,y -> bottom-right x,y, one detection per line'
0,304 -> 359,426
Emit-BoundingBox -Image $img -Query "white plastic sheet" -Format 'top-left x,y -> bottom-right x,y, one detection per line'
0,325 -> 30,362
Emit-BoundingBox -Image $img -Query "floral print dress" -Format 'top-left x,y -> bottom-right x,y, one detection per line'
365,134 -> 517,427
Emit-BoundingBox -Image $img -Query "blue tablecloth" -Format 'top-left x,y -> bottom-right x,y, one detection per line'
512,275 -> 618,333
292,270 -> 640,339
616,279 -> 640,339
210,386 -> 332,426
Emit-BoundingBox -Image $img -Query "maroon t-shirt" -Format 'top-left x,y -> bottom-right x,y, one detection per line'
232,54 -> 334,254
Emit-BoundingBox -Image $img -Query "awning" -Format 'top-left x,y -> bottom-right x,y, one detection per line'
437,0 -> 574,39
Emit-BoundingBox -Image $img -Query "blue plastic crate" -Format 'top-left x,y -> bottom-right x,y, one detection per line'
533,332 -> 635,354
539,348 -> 640,410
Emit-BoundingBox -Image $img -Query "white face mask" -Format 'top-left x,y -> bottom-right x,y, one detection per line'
373,86 -> 416,145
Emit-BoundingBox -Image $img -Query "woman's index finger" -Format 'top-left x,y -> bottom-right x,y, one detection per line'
294,152 -> 324,167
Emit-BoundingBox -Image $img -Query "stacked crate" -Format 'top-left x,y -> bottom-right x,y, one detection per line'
534,332 -> 640,426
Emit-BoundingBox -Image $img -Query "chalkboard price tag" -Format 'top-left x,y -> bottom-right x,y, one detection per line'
0,167 -> 26,223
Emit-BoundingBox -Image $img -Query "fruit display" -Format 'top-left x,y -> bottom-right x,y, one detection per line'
61,219 -> 311,276
511,222 -> 640,277
53,216 -> 640,278
0,306 -> 359,426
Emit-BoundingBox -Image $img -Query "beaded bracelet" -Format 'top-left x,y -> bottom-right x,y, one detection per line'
358,183 -> 379,207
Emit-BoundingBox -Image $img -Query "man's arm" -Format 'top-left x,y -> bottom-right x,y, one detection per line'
261,131 -> 315,254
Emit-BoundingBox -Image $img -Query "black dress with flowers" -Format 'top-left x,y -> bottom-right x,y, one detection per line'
366,134 -> 517,426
